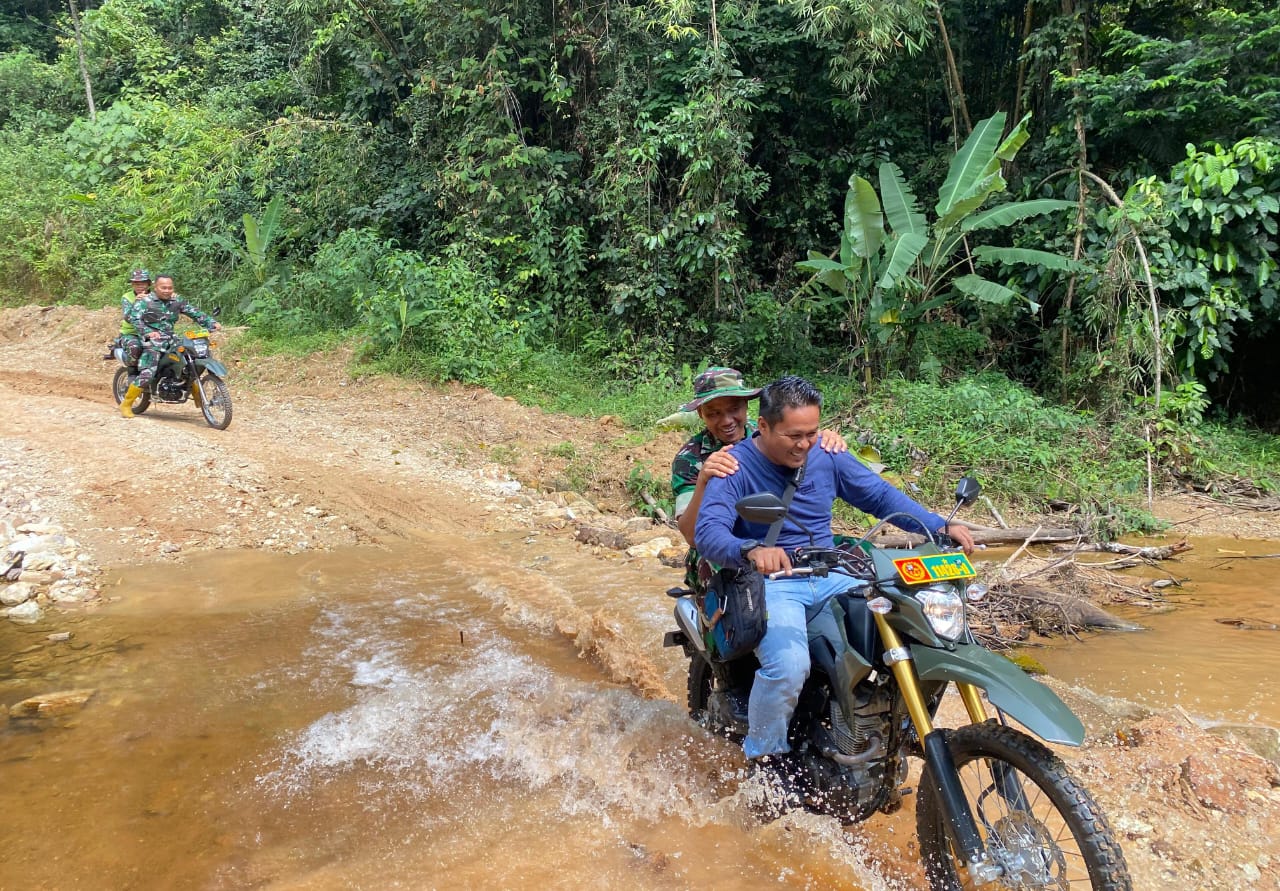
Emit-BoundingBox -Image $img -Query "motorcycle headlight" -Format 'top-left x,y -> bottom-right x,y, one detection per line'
915,585 -> 966,640
191,340 -> 210,357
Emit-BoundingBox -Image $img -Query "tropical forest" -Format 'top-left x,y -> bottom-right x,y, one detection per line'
2,0 -> 1278,527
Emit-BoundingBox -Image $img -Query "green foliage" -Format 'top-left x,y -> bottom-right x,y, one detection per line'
796,113 -> 1075,384
1125,138 -> 1280,381
626,463 -> 675,520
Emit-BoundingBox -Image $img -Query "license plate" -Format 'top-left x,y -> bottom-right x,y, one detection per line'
892,553 -> 977,583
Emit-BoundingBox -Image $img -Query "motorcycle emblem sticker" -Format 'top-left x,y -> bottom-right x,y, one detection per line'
892,553 -> 977,583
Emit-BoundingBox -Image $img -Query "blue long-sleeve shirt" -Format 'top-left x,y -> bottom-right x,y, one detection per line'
693,434 -> 947,569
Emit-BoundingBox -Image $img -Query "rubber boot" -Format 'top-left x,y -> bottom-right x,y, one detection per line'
190,382 -> 204,408
120,384 -> 142,418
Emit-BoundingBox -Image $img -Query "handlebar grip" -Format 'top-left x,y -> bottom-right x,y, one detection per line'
767,567 -> 815,580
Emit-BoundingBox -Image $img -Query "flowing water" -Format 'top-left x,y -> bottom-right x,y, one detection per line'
2,531 -> 1277,889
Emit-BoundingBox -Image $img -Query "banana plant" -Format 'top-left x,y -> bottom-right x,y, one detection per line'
798,112 -> 1076,385
213,195 -> 287,312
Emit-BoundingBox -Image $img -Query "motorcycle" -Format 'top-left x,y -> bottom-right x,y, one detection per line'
663,478 -> 1131,889
110,328 -> 233,430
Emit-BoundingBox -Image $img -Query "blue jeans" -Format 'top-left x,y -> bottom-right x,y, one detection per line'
743,572 -> 852,759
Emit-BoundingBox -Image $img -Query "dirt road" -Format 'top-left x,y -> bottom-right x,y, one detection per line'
3,304 -> 1279,889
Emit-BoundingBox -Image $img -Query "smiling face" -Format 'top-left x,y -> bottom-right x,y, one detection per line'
154,276 -> 175,300
130,280 -> 150,296
757,404 -> 821,469
697,395 -> 750,445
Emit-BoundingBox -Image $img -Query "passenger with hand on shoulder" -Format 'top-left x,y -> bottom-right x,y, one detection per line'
670,366 -> 847,595
693,376 -> 975,764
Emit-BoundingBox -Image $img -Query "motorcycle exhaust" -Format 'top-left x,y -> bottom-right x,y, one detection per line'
674,596 -> 706,654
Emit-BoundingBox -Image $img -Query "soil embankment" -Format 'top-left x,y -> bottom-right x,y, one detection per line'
2,305 -> 1278,889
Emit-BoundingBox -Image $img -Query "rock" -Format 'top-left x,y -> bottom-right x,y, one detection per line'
1180,751 -> 1280,814
48,580 -> 96,603
17,569 -> 62,586
15,522 -> 61,535
8,689 -> 96,718
619,516 -> 656,534
6,600 -> 40,623
21,553 -> 58,572
47,631 -> 72,642
1111,814 -> 1154,838
658,545 -> 688,568
1206,724 -> 1280,767
4,533 -> 68,559
576,525 -> 629,550
0,581 -> 35,606
625,536 -> 674,559
1240,862 -> 1261,883
159,542 -> 180,555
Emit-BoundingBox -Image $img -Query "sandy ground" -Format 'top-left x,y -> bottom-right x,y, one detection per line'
2,304 -> 1278,889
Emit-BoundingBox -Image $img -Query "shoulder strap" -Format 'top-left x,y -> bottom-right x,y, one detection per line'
762,460 -> 805,547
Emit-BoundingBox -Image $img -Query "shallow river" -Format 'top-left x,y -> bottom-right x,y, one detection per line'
2,531 -> 1277,889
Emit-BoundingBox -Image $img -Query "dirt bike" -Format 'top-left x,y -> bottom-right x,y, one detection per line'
110,329 -> 233,430
663,478 -> 1131,889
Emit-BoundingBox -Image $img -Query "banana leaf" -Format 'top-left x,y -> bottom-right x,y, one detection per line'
954,273 -> 1019,306
973,246 -> 1079,271
876,232 -> 929,291
962,199 -> 1075,233
879,162 -> 926,237
845,175 -> 885,260
935,112 -> 1007,220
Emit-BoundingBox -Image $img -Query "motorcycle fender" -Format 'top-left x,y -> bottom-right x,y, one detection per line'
913,642 -> 1085,746
198,358 -> 229,378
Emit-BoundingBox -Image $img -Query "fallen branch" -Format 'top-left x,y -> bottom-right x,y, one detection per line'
867,524 -> 1080,548
1053,540 -> 1192,560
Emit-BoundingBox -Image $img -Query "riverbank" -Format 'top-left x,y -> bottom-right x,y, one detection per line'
2,304 -> 1279,889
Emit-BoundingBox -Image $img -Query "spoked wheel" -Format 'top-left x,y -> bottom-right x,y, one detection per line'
197,373 -> 233,429
112,366 -> 151,414
916,721 -> 1131,890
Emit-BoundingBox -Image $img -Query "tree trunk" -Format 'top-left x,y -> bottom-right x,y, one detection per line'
933,2 -> 972,137
67,0 -> 96,122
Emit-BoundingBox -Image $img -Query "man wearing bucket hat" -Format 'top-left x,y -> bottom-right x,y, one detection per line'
671,366 -> 845,593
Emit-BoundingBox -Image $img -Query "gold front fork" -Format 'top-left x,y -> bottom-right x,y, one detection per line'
872,612 -> 936,738
872,613 -> 991,736
957,682 -> 988,723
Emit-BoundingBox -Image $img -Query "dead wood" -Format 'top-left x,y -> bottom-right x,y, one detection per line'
1054,540 -> 1192,560
867,524 -> 1080,548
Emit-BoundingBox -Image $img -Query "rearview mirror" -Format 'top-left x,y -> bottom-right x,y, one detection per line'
735,493 -> 788,526
954,476 -> 981,507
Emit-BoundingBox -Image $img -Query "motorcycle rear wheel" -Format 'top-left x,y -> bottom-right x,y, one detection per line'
916,721 -> 1131,890
112,366 -> 151,415
198,373 -> 233,430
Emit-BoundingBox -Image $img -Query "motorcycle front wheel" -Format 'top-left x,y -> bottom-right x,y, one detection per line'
112,366 -> 151,414
198,373 -> 233,430
916,721 -> 1131,890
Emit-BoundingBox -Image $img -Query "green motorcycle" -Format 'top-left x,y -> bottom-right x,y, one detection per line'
664,478 -> 1131,889
111,328 -> 233,430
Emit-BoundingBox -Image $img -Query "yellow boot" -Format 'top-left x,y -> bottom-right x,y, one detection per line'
120,384 -> 142,418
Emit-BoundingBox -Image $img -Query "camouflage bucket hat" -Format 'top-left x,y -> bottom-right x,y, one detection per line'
679,366 -> 762,412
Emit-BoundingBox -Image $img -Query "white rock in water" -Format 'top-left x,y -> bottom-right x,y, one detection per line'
0,582 -> 35,606
1240,862 -> 1261,883
6,600 -> 41,623
48,580 -> 92,603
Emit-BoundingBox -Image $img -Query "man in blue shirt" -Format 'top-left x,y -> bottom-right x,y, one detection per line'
694,376 -> 975,761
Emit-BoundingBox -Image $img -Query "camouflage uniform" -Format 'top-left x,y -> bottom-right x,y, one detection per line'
127,293 -> 219,387
671,420 -> 759,594
116,289 -> 144,367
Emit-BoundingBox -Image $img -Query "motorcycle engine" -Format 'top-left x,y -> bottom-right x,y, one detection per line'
156,376 -> 188,403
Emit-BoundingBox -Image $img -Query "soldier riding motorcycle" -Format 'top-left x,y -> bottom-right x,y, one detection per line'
112,274 -> 233,430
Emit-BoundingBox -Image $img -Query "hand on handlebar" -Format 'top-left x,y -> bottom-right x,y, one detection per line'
943,523 -> 976,555
745,545 -> 791,575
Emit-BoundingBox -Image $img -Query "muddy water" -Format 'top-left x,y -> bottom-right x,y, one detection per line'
1030,536 -> 1280,729
1,533 -> 915,891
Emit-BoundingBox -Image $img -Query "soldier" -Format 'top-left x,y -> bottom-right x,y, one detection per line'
105,268 -> 151,366
120,274 -> 221,419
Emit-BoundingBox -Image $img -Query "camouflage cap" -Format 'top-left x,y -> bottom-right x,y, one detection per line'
679,366 -> 762,412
